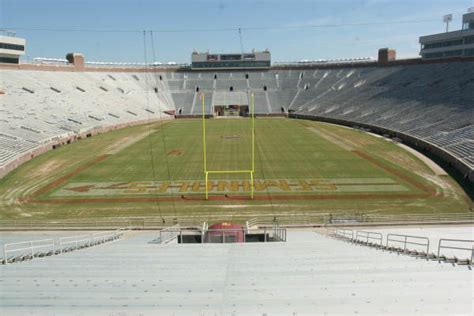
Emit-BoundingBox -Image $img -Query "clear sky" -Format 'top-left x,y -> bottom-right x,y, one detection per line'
1,0 -> 473,63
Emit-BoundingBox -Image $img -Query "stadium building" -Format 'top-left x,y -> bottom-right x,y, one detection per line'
0,33 -> 25,64
0,14 -> 473,316
420,10 -> 474,59
191,50 -> 271,69
0,48 -> 472,181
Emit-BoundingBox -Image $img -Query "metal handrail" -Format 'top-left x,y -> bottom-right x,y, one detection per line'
159,224 -> 180,244
58,229 -> 123,252
275,227 -> 287,242
0,212 -> 472,229
437,239 -> 474,263
386,233 -> 430,254
355,231 -> 383,245
93,230 -> 122,241
200,228 -> 247,244
170,227 -> 287,243
59,234 -> 92,253
3,239 -> 55,265
201,222 -> 209,244
246,218 -> 259,228
335,229 -> 354,240
2,228 -> 127,265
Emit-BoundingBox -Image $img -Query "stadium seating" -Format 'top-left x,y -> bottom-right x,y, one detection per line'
0,229 -> 472,314
0,70 -> 174,175
1,60 -> 473,178
288,62 -> 473,173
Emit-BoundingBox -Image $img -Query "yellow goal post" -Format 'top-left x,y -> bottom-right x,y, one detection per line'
201,92 -> 256,200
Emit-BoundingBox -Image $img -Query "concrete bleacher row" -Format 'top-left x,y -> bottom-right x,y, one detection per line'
0,70 -> 174,176
0,228 -> 472,315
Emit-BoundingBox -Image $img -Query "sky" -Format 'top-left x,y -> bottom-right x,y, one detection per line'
1,0 -> 473,63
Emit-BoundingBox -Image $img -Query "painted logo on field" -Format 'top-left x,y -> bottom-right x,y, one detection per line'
52,178 -> 409,197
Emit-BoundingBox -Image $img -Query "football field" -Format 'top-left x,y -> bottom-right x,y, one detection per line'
0,118 -> 470,220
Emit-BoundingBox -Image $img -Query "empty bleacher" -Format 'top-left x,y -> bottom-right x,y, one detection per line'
0,70 -> 174,173
0,228 -> 472,315
1,60 -> 473,178
289,62 -> 474,173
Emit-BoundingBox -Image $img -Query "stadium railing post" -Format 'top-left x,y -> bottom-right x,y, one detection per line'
471,246 -> 473,264
3,245 -> 7,265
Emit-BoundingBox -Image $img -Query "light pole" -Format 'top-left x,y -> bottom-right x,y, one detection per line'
443,14 -> 453,33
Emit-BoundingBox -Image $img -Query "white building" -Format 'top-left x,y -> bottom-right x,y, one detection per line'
419,11 -> 474,59
0,34 -> 26,64
191,49 -> 271,70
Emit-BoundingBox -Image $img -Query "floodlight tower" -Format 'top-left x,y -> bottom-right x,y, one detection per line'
443,14 -> 453,32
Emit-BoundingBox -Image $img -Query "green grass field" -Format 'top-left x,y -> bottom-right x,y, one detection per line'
0,118 -> 471,221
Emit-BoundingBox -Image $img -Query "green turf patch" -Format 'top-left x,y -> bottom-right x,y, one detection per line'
0,118 -> 471,220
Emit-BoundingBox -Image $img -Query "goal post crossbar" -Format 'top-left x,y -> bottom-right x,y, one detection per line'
206,170 -> 253,174
201,92 -> 255,200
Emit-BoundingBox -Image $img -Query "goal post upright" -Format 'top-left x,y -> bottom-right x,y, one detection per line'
250,92 -> 255,199
202,91 -> 256,200
205,170 -> 209,200
202,93 -> 209,199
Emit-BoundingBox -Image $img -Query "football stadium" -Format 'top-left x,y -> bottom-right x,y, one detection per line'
0,1 -> 473,315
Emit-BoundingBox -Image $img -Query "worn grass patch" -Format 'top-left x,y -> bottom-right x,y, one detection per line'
0,118 -> 471,220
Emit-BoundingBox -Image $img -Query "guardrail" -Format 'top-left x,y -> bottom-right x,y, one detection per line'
163,226 -> 287,244
159,225 -> 180,244
201,222 -> 208,242
59,234 -> 91,253
198,228 -> 287,243
0,212 -> 472,230
438,239 -> 474,264
356,213 -> 474,224
335,229 -> 354,240
2,228 -> 127,265
0,217 -> 201,230
93,229 -> 124,243
246,212 -> 474,228
355,231 -> 383,246
200,228 -> 247,243
3,239 -> 55,265
386,233 -> 430,254
246,218 -> 259,229
246,216 -> 320,227
273,226 -> 287,242
326,229 -> 473,266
